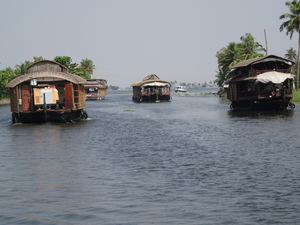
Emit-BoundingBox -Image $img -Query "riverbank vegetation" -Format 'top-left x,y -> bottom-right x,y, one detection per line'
214,0 -> 300,97
0,56 -> 95,99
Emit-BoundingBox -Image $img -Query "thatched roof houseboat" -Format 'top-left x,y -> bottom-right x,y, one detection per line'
6,60 -> 88,123
131,74 -> 171,103
85,78 -> 108,100
227,55 -> 295,110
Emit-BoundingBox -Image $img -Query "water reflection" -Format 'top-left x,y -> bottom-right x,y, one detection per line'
227,109 -> 294,119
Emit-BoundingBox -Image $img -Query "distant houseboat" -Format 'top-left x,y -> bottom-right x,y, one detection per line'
85,78 -> 108,100
6,60 -> 88,123
227,55 -> 295,110
131,74 -> 171,103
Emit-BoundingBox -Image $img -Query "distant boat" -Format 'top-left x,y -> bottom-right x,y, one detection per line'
85,78 -> 108,100
175,86 -> 187,92
227,54 -> 295,110
131,74 -> 171,103
6,60 -> 88,123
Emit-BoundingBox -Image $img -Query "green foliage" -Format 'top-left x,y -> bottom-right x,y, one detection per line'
215,33 -> 265,87
280,0 -> 300,89
54,56 -> 95,79
0,68 -> 17,99
292,89 -> 300,102
33,56 -> 44,62
279,0 -> 300,39
0,56 -> 96,99
54,56 -> 79,74
15,60 -> 32,76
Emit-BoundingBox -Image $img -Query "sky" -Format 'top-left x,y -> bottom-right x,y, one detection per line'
0,0 -> 298,88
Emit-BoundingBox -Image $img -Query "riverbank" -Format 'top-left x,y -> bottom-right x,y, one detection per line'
292,89 -> 300,102
0,99 -> 10,105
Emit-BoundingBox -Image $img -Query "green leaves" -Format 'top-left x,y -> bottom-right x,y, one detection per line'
215,33 -> 265,87
54,56 -> 95,79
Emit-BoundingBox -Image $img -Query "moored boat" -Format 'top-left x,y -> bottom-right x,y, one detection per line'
227,55 -> 295,110
131,74 -> 171,103
175,86 -> 187,92
6,60 -> 88,123
85,78 -> 108,100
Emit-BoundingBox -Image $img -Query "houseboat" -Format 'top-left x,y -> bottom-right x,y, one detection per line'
6,60 -> 88,123
175,86 -> 187,92
227,55 -> 295,110
131,74 -> 171,103
85,78 -> 108,100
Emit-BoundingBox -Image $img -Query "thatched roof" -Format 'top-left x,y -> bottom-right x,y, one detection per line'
131,74 -> 171,87
27,60 -> 68,71
6,71 -> 87,88
231,55 -> 294,69
143,74 -> 161,81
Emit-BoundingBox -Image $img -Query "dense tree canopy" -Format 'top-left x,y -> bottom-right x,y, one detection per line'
214,33 -> 265,87
0,56 -> 96,99
279,0 -> 300,89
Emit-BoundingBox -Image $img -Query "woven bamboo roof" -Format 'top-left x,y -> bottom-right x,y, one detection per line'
131,74 -> 171,87
27,60 -> 68,70
6,71 -> 87,88
231,55 -> 294,69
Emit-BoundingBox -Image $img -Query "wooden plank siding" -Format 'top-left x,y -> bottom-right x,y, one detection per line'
21,85 -> 31,112
9,87 -> 19,113
64,83 -> 74,109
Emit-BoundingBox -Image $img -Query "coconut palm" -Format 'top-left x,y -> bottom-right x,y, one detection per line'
79,58 -> 95,75
285,47 -> 297,61
240,33 -> 266,60
216,42 -> 241,72
279,0 -> 300,90
15,60 -> 32,75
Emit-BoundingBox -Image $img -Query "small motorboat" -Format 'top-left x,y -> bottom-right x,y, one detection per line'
175,86 -> 187,92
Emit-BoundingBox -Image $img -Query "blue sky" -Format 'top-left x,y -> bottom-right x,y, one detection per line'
0,0 -> 297,88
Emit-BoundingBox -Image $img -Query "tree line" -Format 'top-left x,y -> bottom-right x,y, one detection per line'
215,0 -> 300,90
0,56 -> 95,99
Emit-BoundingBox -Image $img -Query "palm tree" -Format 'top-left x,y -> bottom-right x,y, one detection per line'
285,47 -> 297,61
285,47 -> 298,75
240,33 -> 266,60
79,58 -> 95,75
216,42 -> 241,72
15,60 -> 32,75
280,0 -> 300,90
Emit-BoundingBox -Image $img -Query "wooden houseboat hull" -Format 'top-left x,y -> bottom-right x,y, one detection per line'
230,97 -> 294,110
86,95 -> 105,100
12,109 -> 88,123
132,94 -> 171,103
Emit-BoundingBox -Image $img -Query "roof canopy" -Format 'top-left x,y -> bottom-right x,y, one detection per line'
256,71 -> 294,84
6,71 -> 87,88
131,74 -> 171,87
231,71 -> 294,84
231,55 -> 294,69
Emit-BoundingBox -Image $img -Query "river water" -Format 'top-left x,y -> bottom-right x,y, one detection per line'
0,89 -> 300,225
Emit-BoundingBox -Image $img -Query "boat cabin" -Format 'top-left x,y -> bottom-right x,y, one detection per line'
131,74 -> 171,103
6,60 -> 88,123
